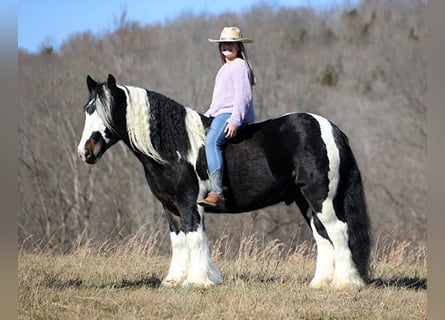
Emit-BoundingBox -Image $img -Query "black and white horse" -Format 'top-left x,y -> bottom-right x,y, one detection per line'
77,74 -> 370,289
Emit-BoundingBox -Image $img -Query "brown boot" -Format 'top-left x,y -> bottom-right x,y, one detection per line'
198,191 -> 224,208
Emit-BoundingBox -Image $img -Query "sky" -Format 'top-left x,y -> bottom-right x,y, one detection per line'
18,0 -> 360,53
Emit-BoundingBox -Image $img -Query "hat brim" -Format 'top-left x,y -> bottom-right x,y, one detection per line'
208,38 -> 253,43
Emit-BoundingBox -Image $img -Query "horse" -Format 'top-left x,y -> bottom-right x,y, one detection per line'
77,74 -> 370,289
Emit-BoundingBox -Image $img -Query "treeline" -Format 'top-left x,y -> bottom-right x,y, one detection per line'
18,0 -> 426,253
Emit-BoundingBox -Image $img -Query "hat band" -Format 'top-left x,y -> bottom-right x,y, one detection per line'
220,37 -> 240,41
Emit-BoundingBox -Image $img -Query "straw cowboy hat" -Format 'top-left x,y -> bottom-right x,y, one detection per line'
208,26 -> 253,43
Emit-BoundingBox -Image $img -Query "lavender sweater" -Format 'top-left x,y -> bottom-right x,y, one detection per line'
204,58 -> 254,128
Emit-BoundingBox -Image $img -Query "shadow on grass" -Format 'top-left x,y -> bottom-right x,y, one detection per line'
370,277 -> 427,291
42,275 -> 162,290
233,273 -> 427,291
42,276 -> 84,290
41,273 -> 426,291
101,277 -> 162,289
232,273 -> 290,284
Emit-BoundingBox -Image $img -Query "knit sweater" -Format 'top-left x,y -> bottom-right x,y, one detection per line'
205,58 -> 254,128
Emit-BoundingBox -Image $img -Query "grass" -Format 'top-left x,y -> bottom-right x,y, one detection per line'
18,234 -> 426,319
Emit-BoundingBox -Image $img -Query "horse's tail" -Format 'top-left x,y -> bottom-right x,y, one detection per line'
335,130 -> 371,282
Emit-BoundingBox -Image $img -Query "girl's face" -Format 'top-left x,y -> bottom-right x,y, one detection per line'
220,42 -> 240,62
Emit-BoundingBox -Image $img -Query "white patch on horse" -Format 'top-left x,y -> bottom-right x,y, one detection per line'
162,231 -> 188,286
277,111 -> 297,118
184,108 -> 210,200
77,108 -> 108,157
184,107 -> 206,166
309,113 -> 364,289
309,215 -> 335,288
122,85 -> 165,163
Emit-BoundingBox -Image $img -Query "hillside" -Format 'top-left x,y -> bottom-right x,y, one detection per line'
18,0 -> 426,253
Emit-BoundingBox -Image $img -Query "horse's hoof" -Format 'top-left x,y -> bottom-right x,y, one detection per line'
309,276 -> 333,289
330,276 -> 365,290
161,279 -> 183,287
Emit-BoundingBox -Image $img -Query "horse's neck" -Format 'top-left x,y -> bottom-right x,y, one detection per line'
122,86 -> 209,163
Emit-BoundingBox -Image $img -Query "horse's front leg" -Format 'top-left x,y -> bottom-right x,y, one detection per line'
162,207 -> 189,287
182,204 -> 223,287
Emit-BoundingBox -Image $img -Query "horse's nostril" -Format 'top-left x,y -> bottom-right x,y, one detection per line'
78,149 -> 87,161
85,149 -> 91,159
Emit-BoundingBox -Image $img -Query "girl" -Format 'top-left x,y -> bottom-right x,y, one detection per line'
198,26 -> 256,208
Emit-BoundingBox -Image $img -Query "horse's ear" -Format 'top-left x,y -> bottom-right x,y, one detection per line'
87,75 -> 97,92
107,74 -> 117,90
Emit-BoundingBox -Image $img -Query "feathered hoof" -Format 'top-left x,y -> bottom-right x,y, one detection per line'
182,280 -> 215,288
330,275 -> 365,290
309,276 -> 333,289
161,278 -> 184,287
182,273 -> 223,288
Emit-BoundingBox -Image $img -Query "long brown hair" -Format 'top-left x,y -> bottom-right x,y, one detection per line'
218,42 -> 256,86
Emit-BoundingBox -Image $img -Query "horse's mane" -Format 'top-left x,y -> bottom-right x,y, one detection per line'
98,83 -> 206,164
146,90 -> 194,162
94,83 -> 115,134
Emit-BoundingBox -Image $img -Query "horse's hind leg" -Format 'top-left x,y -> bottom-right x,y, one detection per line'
296,193 -> 335,288
309,213 -> 336,288
297,179 -> 363,289
300,114 -> 364,289
314,201 -> 364,289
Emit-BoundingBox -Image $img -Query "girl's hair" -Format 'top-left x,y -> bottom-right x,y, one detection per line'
218,42 -> 256,86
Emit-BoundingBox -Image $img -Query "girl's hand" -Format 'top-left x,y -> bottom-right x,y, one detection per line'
224,123 -> 237,138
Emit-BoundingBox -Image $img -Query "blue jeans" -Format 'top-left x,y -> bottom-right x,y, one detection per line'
205,113 -> 231,175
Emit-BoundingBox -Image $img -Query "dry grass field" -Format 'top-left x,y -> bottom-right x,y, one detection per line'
18,234 -> 426,320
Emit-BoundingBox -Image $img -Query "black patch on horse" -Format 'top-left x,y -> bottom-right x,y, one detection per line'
147,90 -> 191,161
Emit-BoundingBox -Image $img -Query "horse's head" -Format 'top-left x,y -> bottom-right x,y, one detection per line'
77,74 -> 120,164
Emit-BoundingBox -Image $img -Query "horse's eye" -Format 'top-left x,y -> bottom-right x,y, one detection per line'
84,101 -> 96,114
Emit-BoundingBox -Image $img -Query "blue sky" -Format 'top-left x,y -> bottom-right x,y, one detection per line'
18,0 -> 359,53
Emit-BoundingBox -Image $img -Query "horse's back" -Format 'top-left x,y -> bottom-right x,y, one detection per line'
226,112 -> 332,164
218,112 -> 334,212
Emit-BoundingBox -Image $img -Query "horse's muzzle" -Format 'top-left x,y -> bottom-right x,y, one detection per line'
78,138 -> 101,164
